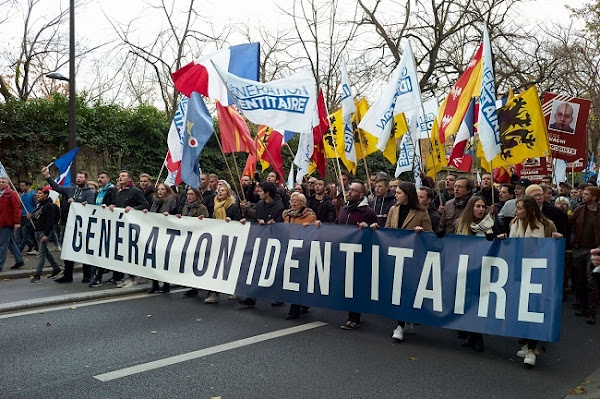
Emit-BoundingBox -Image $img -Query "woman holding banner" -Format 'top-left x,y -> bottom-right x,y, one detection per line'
499,196 -> 562,367
283,192 -> 317,319
453,195 -> 499,353
371,182 -> 432,342
204,181 -> 242,304
144,183 -> 178,294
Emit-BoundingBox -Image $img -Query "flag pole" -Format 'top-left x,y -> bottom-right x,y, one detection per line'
419,102 -> 443,204
357,132 -> 372,193
325,112 -> 347,202
155,151 -> 168,188
1,164 -> 35,229
229,151 -> 246,201
213,131 -> 243,201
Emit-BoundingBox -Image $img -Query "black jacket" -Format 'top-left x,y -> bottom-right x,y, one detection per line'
369,190 -> 396,227
32,198 -> 58,236
255,195 -> 285,223
307,194 -> 337,223
109,186 -> 149,210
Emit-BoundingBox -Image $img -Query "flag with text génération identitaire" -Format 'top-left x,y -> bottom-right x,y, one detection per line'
180,92 -> 215,189
478,25 -> 501,161
213,65 -> 318,135
358,41 -> 422,151
172,43 -> 260,106
437,44 -> 482,143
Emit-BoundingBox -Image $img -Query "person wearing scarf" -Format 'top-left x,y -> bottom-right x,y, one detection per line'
453,196 -> 501,352
283,192 -> 317,319
499,196 -> 562,368
370,182 -> 432,342
204,182 -> 241,304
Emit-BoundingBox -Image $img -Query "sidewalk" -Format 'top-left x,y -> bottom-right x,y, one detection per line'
0,247 -> 151,313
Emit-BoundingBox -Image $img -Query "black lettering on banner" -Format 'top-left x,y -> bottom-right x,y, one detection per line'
85,216 -> 97,255
164,228 -> 181,271
114,219 -> 125,261
73,215 -> 83,252
213,235 -> 238,280
179,231 -> 193,273
128,223 -> 141,264
144,227 -> 159,268
193,233 -> 212,277
99,219 -> 111,258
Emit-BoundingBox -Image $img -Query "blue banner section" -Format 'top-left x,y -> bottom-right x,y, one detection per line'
235,224 -> 564,342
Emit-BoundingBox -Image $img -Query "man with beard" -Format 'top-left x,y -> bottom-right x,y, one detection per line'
338,180 -> 377,330
437,177 -> 473,235
369,177 -> 395,227
307,177 -> 337,223
433,173 -> 456,211
42,166 -> 95,282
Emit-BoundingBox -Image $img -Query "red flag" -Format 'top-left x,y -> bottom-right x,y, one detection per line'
263,128 -> 285,179
242,153 -> 256,177
448,154 -> 473,172
437,44 -> 483,143
216,102 -> 255,155
311,90 -> 329,177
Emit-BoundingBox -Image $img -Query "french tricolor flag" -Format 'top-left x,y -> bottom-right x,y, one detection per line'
171,43 -> 260,106
51,147 -> 80,187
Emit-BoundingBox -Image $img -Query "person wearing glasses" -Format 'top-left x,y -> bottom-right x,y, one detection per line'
437,177 -> 473,235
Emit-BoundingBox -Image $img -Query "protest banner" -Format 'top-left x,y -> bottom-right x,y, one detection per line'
62,203 -> 564,342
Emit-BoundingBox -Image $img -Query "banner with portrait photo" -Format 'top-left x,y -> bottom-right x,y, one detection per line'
542,92 -> 591,163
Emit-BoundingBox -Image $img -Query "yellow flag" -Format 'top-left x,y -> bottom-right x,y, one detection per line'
381,113 -> 410,164
426,117 -> 447,178
482,86 -> 551,168
355,98 -> 379,162
323,109 -> 343,159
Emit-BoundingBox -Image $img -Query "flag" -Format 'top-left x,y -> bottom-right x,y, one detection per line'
448,99 -> 476,170
294,126 -> 314,183
480,86 -> 551,169
52,147 -> 80,186
584,153 -> 597,181
286,163 -> 295,191
478,25 -> 501,161
261,127 -> 285,178
395,108 -> 422,177
180,92 -> 215,189
0,160 -> 8,178
323,109 -> 343,159
213,65 -> 318,134
311,90 -> 329,177
340,59 -> 357,171
358,41 -> 422,151
553,158 -> 567,185
437,44 -> 483,143
242,153 -> 257,178
383,113 -> 410,165
216,101 -> 255,155
355,98 -> 379,161
425,118 -> 447,178
166,96 -> 188,171
172,43 -> 260,105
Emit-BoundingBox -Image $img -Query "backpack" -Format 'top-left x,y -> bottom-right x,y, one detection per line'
52,203 -> 61,225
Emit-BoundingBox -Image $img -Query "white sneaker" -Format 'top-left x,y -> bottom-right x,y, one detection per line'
26,250 -> 39,255
205,293 -> 220,304
392,326 -> 404,341
228,295 -> 239,300
404,323 -> 415,335
118,279 -> 136,288
50,270 -> 64,280
524,349 -> 536,366
593,266 -> 600,274
517,344 -> 528,358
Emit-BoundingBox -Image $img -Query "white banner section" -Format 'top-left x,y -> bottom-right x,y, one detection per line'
61,203 -> 250,294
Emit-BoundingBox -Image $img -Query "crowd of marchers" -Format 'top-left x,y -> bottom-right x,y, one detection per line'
1,166 -> 599,369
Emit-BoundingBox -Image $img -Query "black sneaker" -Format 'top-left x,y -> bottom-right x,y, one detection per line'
340,320 -> 360,330
10,261 -> 25,270
81,276 -> 91,284
30,275 -> 41,283
55,276 -> 73,283
238,298 -> 256,307
271,301 -> 285,307
183,288 -> 198,298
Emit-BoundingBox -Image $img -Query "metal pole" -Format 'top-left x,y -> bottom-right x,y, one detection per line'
68,0 -> 77,183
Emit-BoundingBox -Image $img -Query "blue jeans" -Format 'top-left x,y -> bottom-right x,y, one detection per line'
0,227 -> 24,270
17,217 -> 37,251
34,231 -> 60,277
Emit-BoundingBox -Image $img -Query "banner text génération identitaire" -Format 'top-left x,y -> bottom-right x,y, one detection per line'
62,203 -> 564,342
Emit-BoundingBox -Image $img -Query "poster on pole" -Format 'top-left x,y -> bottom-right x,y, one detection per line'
542,92 -> 591,163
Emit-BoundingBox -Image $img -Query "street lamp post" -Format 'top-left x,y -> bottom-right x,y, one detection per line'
45,0 -> 76,184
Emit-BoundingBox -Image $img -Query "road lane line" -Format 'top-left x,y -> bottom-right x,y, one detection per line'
0,289 -> 187,320
94,321 -> 328,382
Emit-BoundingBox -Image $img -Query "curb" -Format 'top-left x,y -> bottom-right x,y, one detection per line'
0,265 -> 83,280
0,285 -> 150,313
564,368 -> 600,399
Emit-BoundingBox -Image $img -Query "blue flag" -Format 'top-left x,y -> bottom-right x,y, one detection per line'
52,147 -> 80,186
584,154 -> 596,181
180,92 -> 214,189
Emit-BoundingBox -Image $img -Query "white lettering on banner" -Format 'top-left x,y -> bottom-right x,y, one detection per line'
454,255 -> 469,314
283,239 -> 303,291
339,243 -> 362,298
413,251 -> 443,312
258,238 -> 281,288
307,241 -> 331,295
518,259 -> 547,323
371,245 -> 380,301
389,247 -> 415,305
478,256 -> 509,319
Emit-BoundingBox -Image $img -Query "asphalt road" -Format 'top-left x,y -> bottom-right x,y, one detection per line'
1,279 -> 599,399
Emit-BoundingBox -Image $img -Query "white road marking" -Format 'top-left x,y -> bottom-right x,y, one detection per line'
94,321 -> 328,382
0,289 -> 187,320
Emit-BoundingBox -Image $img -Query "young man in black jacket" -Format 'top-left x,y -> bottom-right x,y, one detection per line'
30,187 -> 61,283
307,177 -> 337,223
